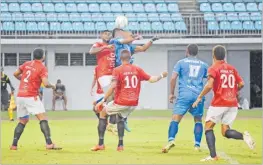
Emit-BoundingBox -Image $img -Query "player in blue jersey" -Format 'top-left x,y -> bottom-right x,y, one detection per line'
162,44 -> 208,153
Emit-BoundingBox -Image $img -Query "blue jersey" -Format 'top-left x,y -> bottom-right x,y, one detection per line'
109,38 -> 136,67
173,57 -> 208,96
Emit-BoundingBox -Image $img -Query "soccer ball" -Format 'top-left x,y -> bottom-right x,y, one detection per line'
115,15 -> 128,29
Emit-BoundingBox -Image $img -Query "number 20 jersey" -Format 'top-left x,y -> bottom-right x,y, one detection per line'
18,60 -> 48,97
208,61 -> 243,107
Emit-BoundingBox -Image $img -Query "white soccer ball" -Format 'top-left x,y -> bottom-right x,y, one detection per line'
115,15 -> 128,29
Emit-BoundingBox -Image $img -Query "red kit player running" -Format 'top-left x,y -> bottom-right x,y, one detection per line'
10,48 -> 61,150
192,45 -> 255,162
93,50 -> 168,151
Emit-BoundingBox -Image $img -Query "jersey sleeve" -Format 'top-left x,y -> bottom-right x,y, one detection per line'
19,63 -> 25,72
235,69 -> 243,84
92,42 -> 100,48
138,67 -> 151,81
40,67 -> 48,79
203,64 -> 208,78
173,61 -> 181,75
109,38 -> 122,45
208,67 -> 217,79
130,44 -> 136,55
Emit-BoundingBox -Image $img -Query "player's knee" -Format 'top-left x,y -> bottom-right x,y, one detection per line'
19,115 -> 29,125
171,114 -> 182,123
221,125 -> 230,137
116,114 -> 125,123
204,121 -> 215,131
194,116 -> 202,123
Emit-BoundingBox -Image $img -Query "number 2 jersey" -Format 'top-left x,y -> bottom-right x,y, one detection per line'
112,63 -> 151,106
17,60 -> 48,97
208,61 -> 243,107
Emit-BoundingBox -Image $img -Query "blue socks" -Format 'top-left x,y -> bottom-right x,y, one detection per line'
168,121 -> 179,142
194,122 -> 203,147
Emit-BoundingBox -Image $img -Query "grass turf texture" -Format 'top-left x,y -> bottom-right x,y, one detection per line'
1,110 -> 262,164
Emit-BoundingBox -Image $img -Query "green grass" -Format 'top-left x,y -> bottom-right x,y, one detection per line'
1,110 -> 262,164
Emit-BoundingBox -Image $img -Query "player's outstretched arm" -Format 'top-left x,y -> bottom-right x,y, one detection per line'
134,36 -> 159,53
169,72 -> 178,103
13,69 -> 22,80
148,71 -> 168,83
89,45 -> 113,55
42,77 -> 55,90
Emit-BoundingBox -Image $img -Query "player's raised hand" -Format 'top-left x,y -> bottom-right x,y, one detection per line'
51,84 -> 56,90
169,94 -> 175,103
162,71 -> 168,78
192,97 -> 202,108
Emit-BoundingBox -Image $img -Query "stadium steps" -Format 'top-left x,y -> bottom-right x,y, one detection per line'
177,0 -> 200,14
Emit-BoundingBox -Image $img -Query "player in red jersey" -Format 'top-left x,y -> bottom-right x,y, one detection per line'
91,50 -> 168,151
192,45 -> 255,162
10,48 -> 61,150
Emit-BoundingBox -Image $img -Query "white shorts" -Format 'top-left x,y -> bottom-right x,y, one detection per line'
16,96 -> 45,118
106,101 -> 136,118
205,106 -> 238,125
98,75 -> 112,93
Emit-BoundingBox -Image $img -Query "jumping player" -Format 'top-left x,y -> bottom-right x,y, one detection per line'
192,45 -> 255,161
10,48 -> 61,150
92,50 -> 167,151
162,44 -> 208,153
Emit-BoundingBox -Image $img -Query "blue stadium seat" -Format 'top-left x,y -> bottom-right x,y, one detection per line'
111,3 -> 122,13
9,3 -> 20,12
15,22 -> 26,31
255,0 -> 262,2
95,22 -> 107,31
72,22 -> 84,31
38,22 -> 49,31
89,3 -> 100,13
247,3 -> 258,11
77,3 -> 88,13
243,0 -> 256,2
100,3 -> 111,13
133,4 -> 144,13
212,3 -> 223,12
220,21 -> 231,30
122,3 -> 133,12
130,0 -> 143,3
103,13 -> 114,22
20,3 -> 31,12
26,22 -> 38,31
32,3 -> 43,12
197,0 -> 208,2
209,0 -> 221,2
168,3 -> 179,12
255,21 -> 262,30
12,13 -> 23,21
200,3 -> 211,12
259,3 -> 262,11
66,3 -> 77,12
231,21 -> 243,30
125,13 -> 137,21
204,13 -> 215,21
223,3 -> 234,12
61,22 -> 73,31
156,3 -> 168,12
227,13 -> 238,21
220,0 -> 230,2
69,13 -> 81,22
50,22 -> 61,31
235,3 -> 246,12
250,12 -> 261,21
208,21 -> 219,30
171,13 -> 183,21
151,22 -> 163,31
81,13 -> 92,22
1,13 -> 12,21
43,3 -> 55,12
55,3 -> 66,12
243,21 -> 255,30
145,3 -> 156,13
3,22 -> 15,31
128,22 -> 139,31
108,0 -> 120,4
57,13 -> 69,21
92,13 -> 103,22
41,0 -> 52,2
137,13 -> 148,21
148,13 -> 160,22
175,21 -> 187,31
163,22 -> 175,31
232,0 -> 243,2
239,12 -> 250,21
160,13 -> 171,21
24,13 -> 35,21
1,3 -> 8,12
35,13 -> 46,21
142,0 -> 154,4
216,13 -> 226,21
106,22 -> 115,30
46,13 -> 57,21
140,22 -> 151,31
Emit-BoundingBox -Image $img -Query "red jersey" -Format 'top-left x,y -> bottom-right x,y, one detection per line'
208,61 -> 243,107
94,66 -> 104,94
17,60 -> 48,97
92,42 -> 115,78
113,64 -> 151,106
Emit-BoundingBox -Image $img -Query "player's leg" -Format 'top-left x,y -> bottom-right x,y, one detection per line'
52,96 -> 56,111
62,95 -> 67,111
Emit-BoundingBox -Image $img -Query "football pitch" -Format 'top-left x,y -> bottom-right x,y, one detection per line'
1,110 -> 262,164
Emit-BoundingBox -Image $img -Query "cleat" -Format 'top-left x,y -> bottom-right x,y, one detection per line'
91,145 -> 105,151
194,146 -> 201,152
243,131 -> 255,150
10,146 -> 17,150
124,120 -> 131,132
46,144 -> 62,150
117,146 -> 124,152
162,141 -> 175,153
107,124 -> 118,135
200,156 -> 218,162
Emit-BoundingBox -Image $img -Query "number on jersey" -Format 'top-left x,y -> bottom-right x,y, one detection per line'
189,65 -> 201,78
124,75 -> 138,88
221,74 -> 235,88
23,70 -> 31,83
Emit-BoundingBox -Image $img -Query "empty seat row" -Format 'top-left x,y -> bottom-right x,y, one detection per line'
1,21 -> 187,31
200,2 -> 262,12
1,3 -> 179,13
198,0 -> 262,3
208,20 -> 261,30
1,12 -> 183,22
204,12 -> 261,21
